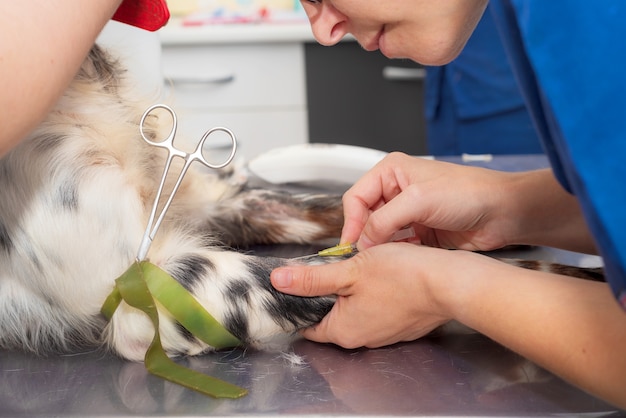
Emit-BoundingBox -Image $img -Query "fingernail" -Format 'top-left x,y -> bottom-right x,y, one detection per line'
271,268 -> 293,289
357,234 -> 374,250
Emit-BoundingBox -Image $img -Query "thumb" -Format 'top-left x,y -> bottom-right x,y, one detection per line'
358,193 -> 419,250
271,262 -> 351,297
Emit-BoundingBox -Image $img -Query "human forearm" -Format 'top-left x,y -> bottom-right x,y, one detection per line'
497,169 -> 597,253
439,252 -> 626,407
0,0 -> 123,156
272,243 -> 626,406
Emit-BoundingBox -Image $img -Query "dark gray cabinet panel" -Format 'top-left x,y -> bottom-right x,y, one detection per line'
305,41 -> 427,155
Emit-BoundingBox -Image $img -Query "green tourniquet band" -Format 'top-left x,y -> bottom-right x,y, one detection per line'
140,261 -> 242,348
101,261 -> 247,399
101,286 -> 122,320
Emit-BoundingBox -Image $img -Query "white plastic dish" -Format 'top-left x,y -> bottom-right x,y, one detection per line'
247,143 -> 388,184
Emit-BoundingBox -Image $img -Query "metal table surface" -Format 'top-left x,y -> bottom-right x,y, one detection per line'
1,155 -> 624,417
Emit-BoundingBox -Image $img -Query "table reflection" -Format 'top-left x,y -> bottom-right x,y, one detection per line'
1,329 -> 620,416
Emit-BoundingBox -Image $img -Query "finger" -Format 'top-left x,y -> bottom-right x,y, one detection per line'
340,157 -> 402,243
358,187 -> 424,249
340,190 -> 382,245
270,262 -> 353,298
299,307 -> 357,347
299,320 -> 332,344
339,202 -> 369,245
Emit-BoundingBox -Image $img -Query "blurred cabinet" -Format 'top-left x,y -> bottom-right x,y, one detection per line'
160,24 -> 427,160
160,39 -> 308,160
305,41 -> 427,155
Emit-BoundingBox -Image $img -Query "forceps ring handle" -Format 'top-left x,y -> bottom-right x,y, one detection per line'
197,126 -> 238,169
139,104 -> 178,148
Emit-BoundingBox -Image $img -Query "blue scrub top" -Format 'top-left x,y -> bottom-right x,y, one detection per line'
424,1 -> 543,156
425,2 -> 526,121
490,0 -> 626,309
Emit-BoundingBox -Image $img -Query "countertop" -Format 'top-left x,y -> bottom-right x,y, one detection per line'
1,312 -> 620,417
1,154 -> 623,417
159,17 -> 318,45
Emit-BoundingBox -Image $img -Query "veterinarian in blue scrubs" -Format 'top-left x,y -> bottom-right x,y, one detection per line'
424,1 -> 542,155
271,0 -> 626,408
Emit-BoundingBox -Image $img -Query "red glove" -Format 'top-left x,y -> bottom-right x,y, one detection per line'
112,0 -> 170,31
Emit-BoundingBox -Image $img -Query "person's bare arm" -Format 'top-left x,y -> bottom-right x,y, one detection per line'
272,244 -> 626,407
491,168 -> 597,253
438,250 -> 626,407
0,0 -> 123,156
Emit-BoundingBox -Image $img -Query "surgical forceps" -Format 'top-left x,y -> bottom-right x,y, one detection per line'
136,104 -> 237,261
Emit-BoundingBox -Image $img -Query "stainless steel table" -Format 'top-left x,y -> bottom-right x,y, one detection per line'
2,155 -> 624,416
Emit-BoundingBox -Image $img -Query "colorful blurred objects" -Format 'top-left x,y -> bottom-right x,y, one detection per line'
167,0 -> 307,24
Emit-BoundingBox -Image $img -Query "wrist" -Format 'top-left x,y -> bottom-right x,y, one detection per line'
429,250 -> 503,325
498,170 -> 595,252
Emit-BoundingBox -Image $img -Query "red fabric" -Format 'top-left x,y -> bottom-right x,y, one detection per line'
112,0 -> 170,32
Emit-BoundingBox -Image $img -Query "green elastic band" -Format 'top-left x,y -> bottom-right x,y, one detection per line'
101,261 -> 247,399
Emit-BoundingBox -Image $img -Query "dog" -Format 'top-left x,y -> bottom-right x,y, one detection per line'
0,45 -> 343,361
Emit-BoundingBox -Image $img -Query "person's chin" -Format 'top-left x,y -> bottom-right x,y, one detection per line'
361,29 -> 383,53
378,34 -> 406,60
379,30 -> 460,64
378,32 -> 394,58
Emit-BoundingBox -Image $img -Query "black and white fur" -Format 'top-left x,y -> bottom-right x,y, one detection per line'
0,46 -> 343,361
0,46 -> 603,362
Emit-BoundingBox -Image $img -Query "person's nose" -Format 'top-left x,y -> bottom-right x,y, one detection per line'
301,2 -> 349,46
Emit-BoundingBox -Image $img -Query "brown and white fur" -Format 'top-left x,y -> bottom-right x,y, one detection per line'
0,46 -> 603,362
0,45 -> 345,360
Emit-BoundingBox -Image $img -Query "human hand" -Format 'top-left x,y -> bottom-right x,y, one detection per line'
274,241 -> 626,408
271,242 -> 456,349
340,152 -> 516,252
